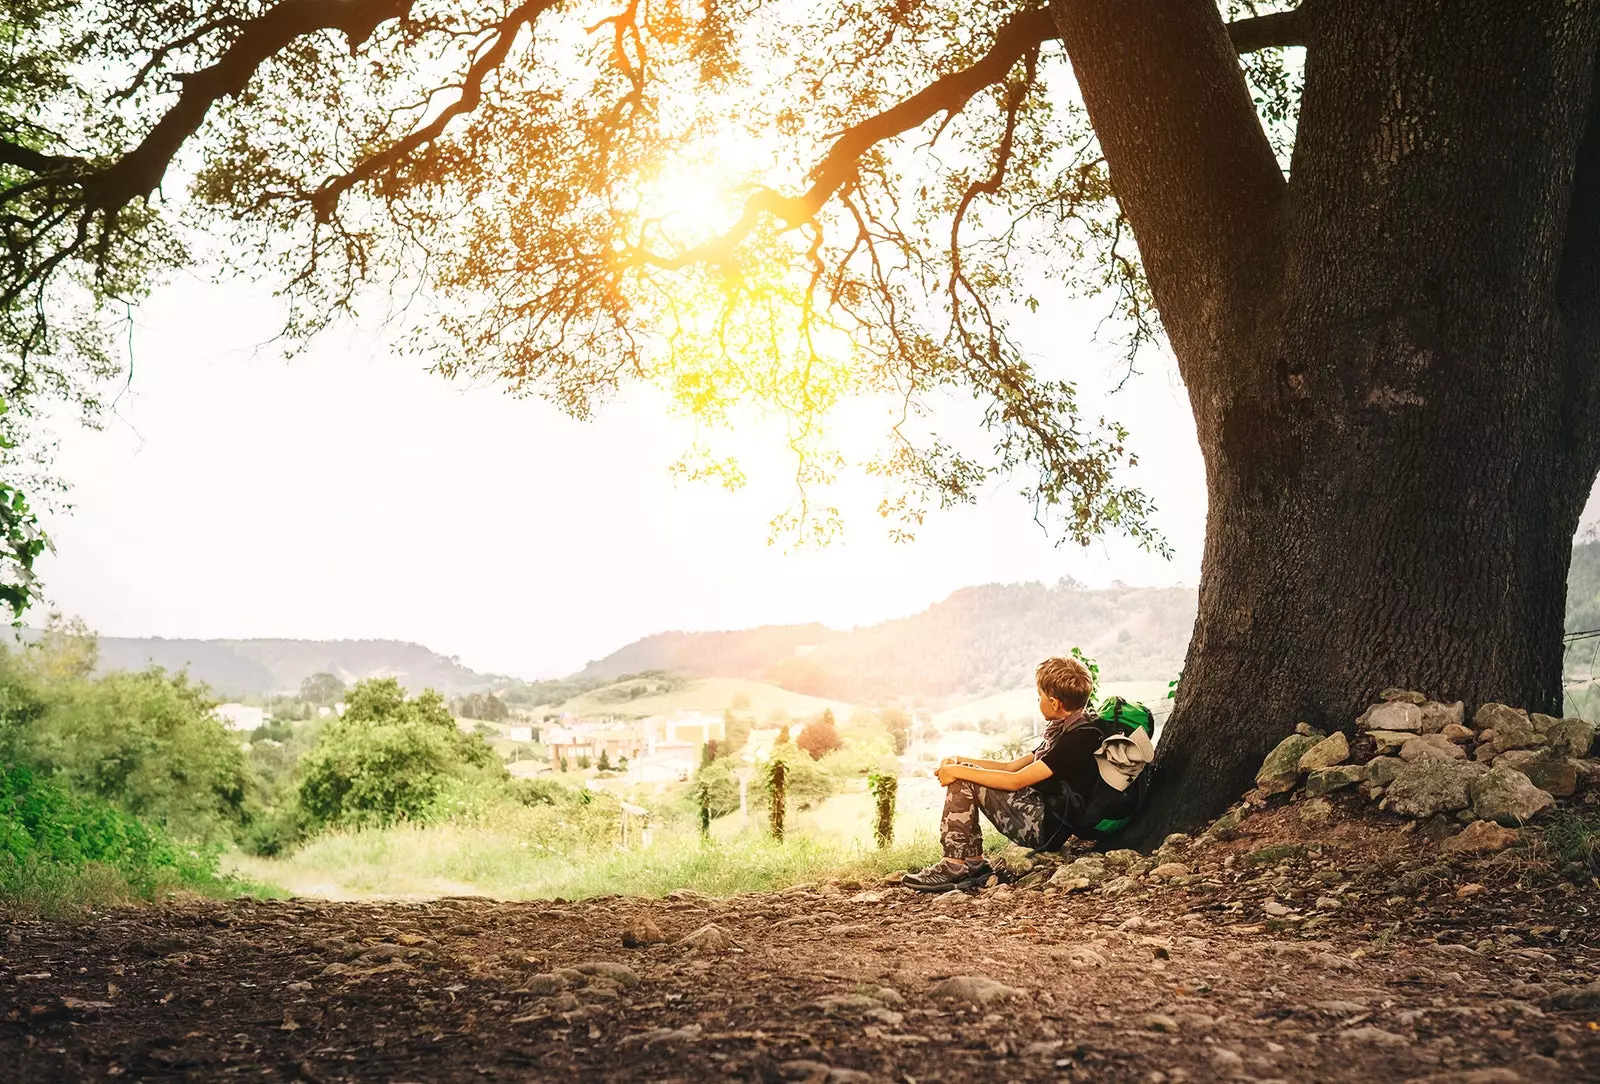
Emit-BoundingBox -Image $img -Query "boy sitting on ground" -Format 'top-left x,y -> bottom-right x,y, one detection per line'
902,656 -> 1102,893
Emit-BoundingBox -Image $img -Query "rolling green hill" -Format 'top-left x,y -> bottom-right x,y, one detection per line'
556,676 -> 855,721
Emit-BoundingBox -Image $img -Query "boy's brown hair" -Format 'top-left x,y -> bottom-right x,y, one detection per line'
1036,656 -> 1093,711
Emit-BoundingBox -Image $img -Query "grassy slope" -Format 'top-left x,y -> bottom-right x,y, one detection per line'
556,676 -> 856,721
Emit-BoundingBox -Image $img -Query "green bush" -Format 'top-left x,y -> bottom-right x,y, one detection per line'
0,644 -> 253,845
296,679 -> 507,831
0,762 -> 225,911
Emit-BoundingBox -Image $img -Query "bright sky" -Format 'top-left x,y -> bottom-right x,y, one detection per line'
35,264 -> 1219,679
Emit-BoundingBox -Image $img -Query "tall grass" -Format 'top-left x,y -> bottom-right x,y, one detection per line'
234,820 -> 942,901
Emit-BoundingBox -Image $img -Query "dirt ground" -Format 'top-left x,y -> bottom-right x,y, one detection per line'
4,806 -> 1600,1082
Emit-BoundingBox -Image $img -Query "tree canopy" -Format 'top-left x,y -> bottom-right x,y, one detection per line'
0,0 -> 1305,557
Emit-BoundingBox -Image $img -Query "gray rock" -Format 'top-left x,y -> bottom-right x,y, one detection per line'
574,961 -> 640,986
1386,759 -> 1489,818
1306,764 -> 1368,796
1478,704 -> 1542,752
1368,730 -> 1414,755
1495,749 -> 1579,798
777,1060 -> 874,1084
1299,732 -> 1350,772
1364,756 -> 1406,787
1102,848 -> 1142,870
1419,700 -> 1465,733
1204,808 -> 1245,841
1379,688 -> 1428,705
929,975 -> 1024,1005
677,923 -> 736,953
1060,856 -> 1109,884
1400,732 -> 1467,762
1100,876 -> 1138,897
1361,701 -> 1423,732
1544,717 -> 1596,758
1470,764 -> 1556,826
1257,733 -> 1320,794
1548,982 -> 1600,1009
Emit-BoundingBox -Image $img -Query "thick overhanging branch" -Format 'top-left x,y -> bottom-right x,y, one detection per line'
1227,6 -> 1308,53
635,3 -> 1301,271
80,0 -> 415,212
310,0 -> 559,221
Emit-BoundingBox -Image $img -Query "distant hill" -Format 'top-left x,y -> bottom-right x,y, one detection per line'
576,580 -> 1197,704
557,676 -> 855,721
69,636 -> 497,699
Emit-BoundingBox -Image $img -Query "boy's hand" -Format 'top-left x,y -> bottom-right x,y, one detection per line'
934,764 -> 962,787
938,756 -> 963,768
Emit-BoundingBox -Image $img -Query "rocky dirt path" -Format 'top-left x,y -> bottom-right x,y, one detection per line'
4,807 -> 1600,1082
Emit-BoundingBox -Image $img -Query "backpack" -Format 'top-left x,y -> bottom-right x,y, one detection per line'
1076,697 -> 1159,842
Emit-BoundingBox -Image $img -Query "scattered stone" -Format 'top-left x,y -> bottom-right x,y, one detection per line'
1314,896 -> 1341,910
1544,717 -> 1596,758
1161,832 -> 1192,849
676,923 -> 735,954
1401,732 -> 1467,762
1471,764 -> 1556,826
1298,797 -> 1335,827
1364,756 -> 1406,787
1419,699 -> 1466,733
1257,733 -> 1321,794
1057,857 -> 1109,885
1299,732 -> 1350,772
1306,764 -> 1367,797
1101,876 -> 1139,897
1439,819 -> 1521,854
1385,759 -> 1488,818
1102,849 -> 1142,870
1295,721 -> 1324,737
929,975 -> 1023,1005
1495,749 -> 1579,798
1142,1013 -> 1180,1032
1148,862 -> 1188,880
524,973 -> 568,995
1441,723 -> 1476,743
1362,701 -> 1423,733
573,961 -> 639,986
1547,982 -> 1600,1010
777,1059 -> 874,1084
1204,809 -> 1245,841
1241,842 -> 1305,868
622,917 -> 668,948
1475,702 -> 1527,734
1338,1025 -> 1408,1046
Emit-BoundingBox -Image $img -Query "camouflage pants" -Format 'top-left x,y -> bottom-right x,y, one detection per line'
940,781 -> 1048,858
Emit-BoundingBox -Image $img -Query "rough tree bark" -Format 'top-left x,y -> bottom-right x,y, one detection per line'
1050,0 -> 1600,843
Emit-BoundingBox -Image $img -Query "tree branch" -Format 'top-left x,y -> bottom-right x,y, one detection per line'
1227,7 -> 1308,53
635,3 -> 1296,272
80,0 -> 414,211
310,0 -> 558,221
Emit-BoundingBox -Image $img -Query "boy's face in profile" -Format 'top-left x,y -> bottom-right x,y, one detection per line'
1038,686 -> 1070,721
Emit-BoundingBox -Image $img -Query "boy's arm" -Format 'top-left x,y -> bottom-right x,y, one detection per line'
937,759 -> 1053,792
942,753 -> 1036,772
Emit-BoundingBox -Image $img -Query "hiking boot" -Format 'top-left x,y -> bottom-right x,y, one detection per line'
901,860 -> 992,894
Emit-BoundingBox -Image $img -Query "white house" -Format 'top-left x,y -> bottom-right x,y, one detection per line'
214,703 -> 265,731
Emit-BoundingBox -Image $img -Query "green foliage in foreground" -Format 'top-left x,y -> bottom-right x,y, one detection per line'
0,628 -> 254,845
296,679 -> 507,832
0,763 -> 234,915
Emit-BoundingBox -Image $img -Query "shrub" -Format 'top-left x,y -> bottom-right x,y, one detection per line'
0,647 -> 253,845
296,679 -> 506,831
0,763 -> 225,910
690,757 -> 743,819
797,709 -> 841,760
753,747 -> 834,811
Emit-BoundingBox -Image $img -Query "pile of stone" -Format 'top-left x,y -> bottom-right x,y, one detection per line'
1255,689 -> 1598,826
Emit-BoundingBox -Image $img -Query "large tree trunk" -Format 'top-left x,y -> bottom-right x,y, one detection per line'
1051,0 -> 1600,844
